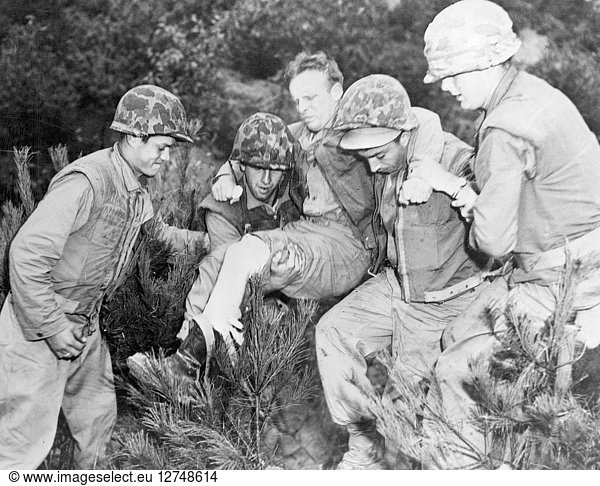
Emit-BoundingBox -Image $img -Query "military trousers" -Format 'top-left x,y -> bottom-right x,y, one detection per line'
315,268 -> 489,426
254,218 -> 371,300
430,275 -> 600,468
0,295 -> 117,469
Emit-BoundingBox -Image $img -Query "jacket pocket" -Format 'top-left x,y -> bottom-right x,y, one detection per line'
95,203 -> 128,247
402,224 -> 441,271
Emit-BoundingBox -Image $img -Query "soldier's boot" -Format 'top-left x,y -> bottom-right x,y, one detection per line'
336,421 -> 387,470
128,316 -> 215,382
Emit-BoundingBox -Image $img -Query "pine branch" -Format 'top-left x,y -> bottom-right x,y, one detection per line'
48,144 -> 70,173
116,270 -> 318,469
111,431 -> 170,469
0,201 -> 24,300
12,147 -> 36,217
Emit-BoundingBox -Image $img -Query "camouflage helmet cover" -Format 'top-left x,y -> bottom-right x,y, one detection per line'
229,113 -> 295,170
110,85 -> 193,143
333,74 -> 418,150
423,0 -> 521,83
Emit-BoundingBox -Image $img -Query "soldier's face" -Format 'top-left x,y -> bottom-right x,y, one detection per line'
441,70 -> 493,111
356,136 -> 408,174
289,70 -> 342,133
129,135 -> 175,178
243,165 -> 285,203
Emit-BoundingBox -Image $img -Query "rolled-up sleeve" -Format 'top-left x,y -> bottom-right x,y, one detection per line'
9,173 -> 93,340
470,128 -> 531,258
150,216 -> 210,255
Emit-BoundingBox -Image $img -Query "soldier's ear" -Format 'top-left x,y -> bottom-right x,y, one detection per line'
399,132 -> 411,147
126,134 -> 144,148
331,82 -> 343,102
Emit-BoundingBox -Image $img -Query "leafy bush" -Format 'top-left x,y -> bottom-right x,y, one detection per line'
0,0 -> 228,202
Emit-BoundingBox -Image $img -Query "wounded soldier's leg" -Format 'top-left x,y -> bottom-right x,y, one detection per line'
174,237 -> 301,376
253,219 -> 371,300
202,234 -> 271,347
128,237 -> 271,380
177,245 -> 228,341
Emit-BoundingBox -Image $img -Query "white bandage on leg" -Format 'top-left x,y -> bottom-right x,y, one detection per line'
202,235 -> 271,345
576,304 -> 600,349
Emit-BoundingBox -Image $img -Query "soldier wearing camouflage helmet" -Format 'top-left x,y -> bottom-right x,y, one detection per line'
422,0 -> 521,86
315,74 -> 499,469
0,85 -> 208,469
198,112 -> 300,248
183,52 -> 378,369
126,113 -> 304,381
110,84 -> 194,143
413,0 -> 600,468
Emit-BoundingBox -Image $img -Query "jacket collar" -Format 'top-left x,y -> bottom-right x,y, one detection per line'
481,64 -> 519,115
111,142 -> 146,192
297,111 -> 337,149
475,65 -> 520,138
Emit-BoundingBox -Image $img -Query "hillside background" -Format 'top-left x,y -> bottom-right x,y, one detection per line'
2,0 -> 600,203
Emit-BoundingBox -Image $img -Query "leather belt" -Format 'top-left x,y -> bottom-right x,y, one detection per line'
423,274 -> 487,303
514,225 -> 600,273
421,259 -> 511,303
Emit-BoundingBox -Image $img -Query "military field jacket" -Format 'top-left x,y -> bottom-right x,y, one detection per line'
9,145 -> 207,340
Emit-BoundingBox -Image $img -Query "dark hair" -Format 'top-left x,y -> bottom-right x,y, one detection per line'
118,132 -> 150,144
284,51 -> 344,87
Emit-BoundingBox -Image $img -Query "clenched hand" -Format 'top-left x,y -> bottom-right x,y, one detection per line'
46,323 -> 87,360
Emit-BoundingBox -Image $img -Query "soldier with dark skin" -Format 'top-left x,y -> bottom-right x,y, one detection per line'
0,85 -> 208,469
314,74 -> 502,469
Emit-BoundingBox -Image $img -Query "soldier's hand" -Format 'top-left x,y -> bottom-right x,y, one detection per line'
398,177 -> 433,205
409,159 -> 458,194
209,314 -> 244,366
269,243 -> 306,290
203,305 -> 244,347
46,323 -> 87,360
212,174 -> 240,202
451,185 -> 478,222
